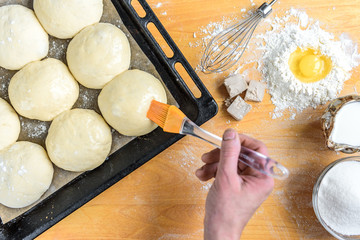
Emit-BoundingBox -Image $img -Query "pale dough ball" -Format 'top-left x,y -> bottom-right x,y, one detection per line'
0,141 -> 54,208
33,0 -> 103,39
0,98 -> 20,151
46,109 -> 112,172
67,23 -> 131,89
0,5 -> 48,70
9,58 -> 79,121
98,69 -> 167,136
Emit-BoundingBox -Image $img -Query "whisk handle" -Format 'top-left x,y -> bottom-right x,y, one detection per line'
257,0 -> 276,18
268,0 -> 278,6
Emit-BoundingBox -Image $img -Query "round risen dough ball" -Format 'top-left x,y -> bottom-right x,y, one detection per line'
0,141 -> 54,208
67,23 -> 131,89
33,0 -> 103,39
8,58 -> 79,121
46,109 -> 112,172
0,98 -> 20,151
0,5 -> 48,70
98,69 -> 167,136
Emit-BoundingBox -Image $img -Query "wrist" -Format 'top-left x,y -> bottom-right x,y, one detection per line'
204,215 -> 244,240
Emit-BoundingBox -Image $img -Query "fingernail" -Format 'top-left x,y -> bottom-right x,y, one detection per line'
223,129 -> 236,141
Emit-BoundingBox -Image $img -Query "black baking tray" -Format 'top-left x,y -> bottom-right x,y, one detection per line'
0,0 -> 217,239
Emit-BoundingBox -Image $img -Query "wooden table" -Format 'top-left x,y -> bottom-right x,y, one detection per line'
37,0 -> 360,239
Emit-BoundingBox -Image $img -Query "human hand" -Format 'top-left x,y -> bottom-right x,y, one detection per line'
195,129 -> 274,240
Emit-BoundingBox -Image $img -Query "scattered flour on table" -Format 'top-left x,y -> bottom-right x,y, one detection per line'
155,2 -> 162,8
190,8 -> 360,119
171,145 -> 214,192
189,18 -> 236,48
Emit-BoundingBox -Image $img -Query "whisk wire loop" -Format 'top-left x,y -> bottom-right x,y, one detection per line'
216,15 -> 262,72
201,13 -> 257,68
209,14 -> 262,71
200,0 -> 277,73
209,13 -> 259,64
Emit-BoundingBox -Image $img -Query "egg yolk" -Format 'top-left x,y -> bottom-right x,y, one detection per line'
288,48 -> 332,83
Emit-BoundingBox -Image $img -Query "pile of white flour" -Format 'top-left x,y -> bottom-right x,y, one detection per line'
191,8 -> 360,119
259,9 -> 360,118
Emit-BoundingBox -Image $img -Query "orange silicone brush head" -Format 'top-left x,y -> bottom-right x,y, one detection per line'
146,100 -> 186,133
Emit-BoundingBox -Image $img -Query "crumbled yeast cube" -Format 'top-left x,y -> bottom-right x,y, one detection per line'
224,98 -> 232,107
227,96 -> 252,121
244,80 -> 265,102
224,74 -> 248,98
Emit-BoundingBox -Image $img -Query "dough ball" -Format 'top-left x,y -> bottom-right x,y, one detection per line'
0,5 -> 48,70
9,58 -> 79,121
67,23 -> 131,89
0,141 -> 54,208
46,109 -> 112,172
33,0 -> 103,39
0,98 -> 20,151
98,69 -> 167,136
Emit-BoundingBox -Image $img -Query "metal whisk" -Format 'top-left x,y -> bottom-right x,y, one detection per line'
200,0 -> 277,73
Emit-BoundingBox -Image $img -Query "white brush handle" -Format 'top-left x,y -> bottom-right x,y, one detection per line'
180,117 -> 289,180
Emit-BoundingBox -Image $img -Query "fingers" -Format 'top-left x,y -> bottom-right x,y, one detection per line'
198,131 -> 270,180
238,134 -> 268,156
195,162 -> 218,181
218,129 -> 241,178
238,161 -> 248,172
201,148 -> 220,164
237,134 -> 270,178
201,135 -> 267,163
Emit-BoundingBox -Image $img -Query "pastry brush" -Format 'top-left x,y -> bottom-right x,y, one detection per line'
147,100 -> 289,179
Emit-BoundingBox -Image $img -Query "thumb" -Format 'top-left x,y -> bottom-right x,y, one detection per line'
218,129 -> 241,178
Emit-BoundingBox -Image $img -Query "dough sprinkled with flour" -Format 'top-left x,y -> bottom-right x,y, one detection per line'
0,141 -> 54,208
67,23 -> 131,89
0,5 -> 48,70
9,58 -> 79,121
98,69 -> 167,136
46,109 -> 112,172
34,0 -> 103,39
0,98 -> 20,151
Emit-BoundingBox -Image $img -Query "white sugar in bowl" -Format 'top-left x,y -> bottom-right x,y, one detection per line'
313,157 -> 360,240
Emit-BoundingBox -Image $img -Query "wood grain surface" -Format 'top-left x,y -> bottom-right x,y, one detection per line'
37,0 -> 360,239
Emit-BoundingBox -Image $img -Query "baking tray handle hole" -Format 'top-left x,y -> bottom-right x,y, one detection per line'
147,22 -> 174,59
130,0 -> 147,18
175,62 -> 202,98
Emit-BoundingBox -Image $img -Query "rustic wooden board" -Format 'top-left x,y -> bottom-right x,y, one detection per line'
37,0 -> 360,239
